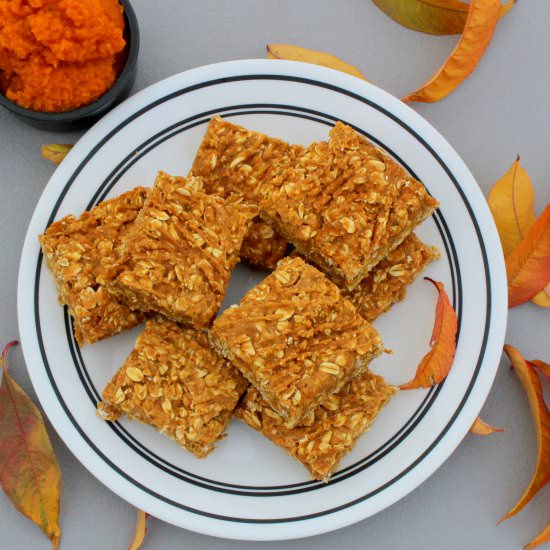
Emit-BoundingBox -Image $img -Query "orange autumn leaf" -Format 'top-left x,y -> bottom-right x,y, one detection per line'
470,416 -> 505,435
487,157 -> 550,307
372,0 -> 514,36
488,156 -> 536,257
506,203 -> 550,308
501,345 -> 550,522
0,341 -> 61,549
529,360 -> 550,383
400,278 -> 458,390
128,509 -> 148,550
41,144 -> 73,165
526,522 -> 550,550
402,0 -> 501,103
266,44 -> 368,81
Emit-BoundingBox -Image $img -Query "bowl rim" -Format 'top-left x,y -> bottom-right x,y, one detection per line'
0,0 -> 139,122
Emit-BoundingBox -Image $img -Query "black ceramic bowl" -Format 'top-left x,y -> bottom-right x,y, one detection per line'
0,0 -> 139,132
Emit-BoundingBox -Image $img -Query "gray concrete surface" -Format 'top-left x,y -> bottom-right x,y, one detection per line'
1,1 -> 549,548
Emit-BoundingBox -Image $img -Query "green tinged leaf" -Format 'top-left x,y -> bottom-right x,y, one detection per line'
372,0 -> 514,36
0,341 -> 62,549
41,144 -> 73,165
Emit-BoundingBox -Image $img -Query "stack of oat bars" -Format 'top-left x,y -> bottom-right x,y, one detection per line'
39,116 -> 439,481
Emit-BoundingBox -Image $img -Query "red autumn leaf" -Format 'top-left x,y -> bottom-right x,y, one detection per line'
400,278 -> 458,390
128,509 -> 148,550
501,345 -> 550,522
0,341 -> 62,549
506,203 -> 550,308
526,522 -> 550,550
529,360 -> 550,383
402,0 -> 501,103
470,416 -> 505,435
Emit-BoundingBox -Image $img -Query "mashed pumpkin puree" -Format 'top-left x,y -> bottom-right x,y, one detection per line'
0,0 -> 126,112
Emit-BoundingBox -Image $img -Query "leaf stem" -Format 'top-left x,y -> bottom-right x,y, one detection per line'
1,340 -> 19,374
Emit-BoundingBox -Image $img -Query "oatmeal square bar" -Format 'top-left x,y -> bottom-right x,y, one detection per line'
341,233 -> 440,322
111,172 -> 256,328
98,316 -> 248,458
190,116 -> 302,269
209,256 -> 384,428
261,122 -> 439,288
239,219 -> 289,270
236,368 -> 396,481
39,187 -> 149,346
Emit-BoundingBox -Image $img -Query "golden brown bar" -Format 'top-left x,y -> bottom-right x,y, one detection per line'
98,316 -> 248,458
39,187 -> 149,346
111,172 -> 256,328
260,122 -> 439,289
209,256 -> 384,428
239,220 -> 289,270
342,233 -> 440,322
235,369 -> 396,481
190,116 -> 301,269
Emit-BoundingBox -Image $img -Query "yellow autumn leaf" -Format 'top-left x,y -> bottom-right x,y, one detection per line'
371,0 -> 514,36
402,0 -> 501,103
487,158 -> 550,307
532,285 -> 550,307
488,156 -> 536,256
266,44 -> 367,81
128,509 -> 148,550
470,416 -> 504,435
41,144 -> 73,165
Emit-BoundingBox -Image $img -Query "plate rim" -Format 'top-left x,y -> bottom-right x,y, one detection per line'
17,59 -> 508,541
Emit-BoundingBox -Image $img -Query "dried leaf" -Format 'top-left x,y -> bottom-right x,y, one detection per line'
529,360 -> 550,383
128,509 -> 148,550
371,0 -> 514,35
486,159 -> 550,308
498,0 -> 515,17
41,144 -> 73,165
402,0 -> 501,103
526,522 -> 550,550
266,44 -> 368,81
470,416 -> 505,435
400,278 -> 458,389
487,157 -> 550,308
506,203 -> 550,308
0,341 -> 61,549
531,285 -> 550,307
501,345 -> 550,522
488,156 -> 536,256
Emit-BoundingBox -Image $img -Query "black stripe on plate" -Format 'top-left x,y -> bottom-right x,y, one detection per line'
67,106 -> 460,495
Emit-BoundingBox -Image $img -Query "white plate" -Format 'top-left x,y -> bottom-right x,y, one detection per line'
17,60 -> 507,541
